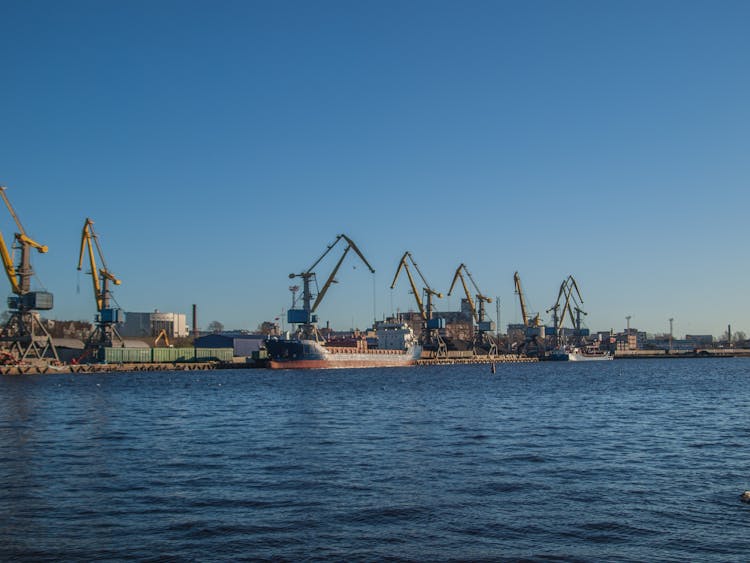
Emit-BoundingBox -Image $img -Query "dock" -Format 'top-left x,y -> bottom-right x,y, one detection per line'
416,354 -> 537,366
0,361 -> 222,375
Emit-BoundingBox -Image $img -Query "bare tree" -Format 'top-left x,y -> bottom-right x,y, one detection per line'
207,320 -> 224,333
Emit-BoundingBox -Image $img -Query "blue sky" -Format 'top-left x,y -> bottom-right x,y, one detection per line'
1,0 -> 748,337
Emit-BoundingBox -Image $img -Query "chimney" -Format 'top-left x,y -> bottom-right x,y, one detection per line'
193,304 -> 198,338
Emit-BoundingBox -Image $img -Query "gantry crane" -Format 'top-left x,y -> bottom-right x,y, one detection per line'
287,234 -> 374,341
513,271 -> 545,356
546,275 -> 585,348
78,218 -> 124,353
390,251 -> 446,358
0,186 -> 58,362
448,263 -> 497,356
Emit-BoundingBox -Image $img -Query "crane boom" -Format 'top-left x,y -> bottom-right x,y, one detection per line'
0,233 -> 20,295
513,271 -> 529,327
312,245 -> 350,313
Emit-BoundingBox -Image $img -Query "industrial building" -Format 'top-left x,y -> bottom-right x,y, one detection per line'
118,311 -> 188,338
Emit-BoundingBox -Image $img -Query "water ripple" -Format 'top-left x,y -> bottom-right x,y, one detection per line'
3,359 -> 750,560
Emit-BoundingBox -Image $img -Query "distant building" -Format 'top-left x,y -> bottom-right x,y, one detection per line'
686,334 -> 713,347
644,334 -> 693,351
119,311 -> 189,338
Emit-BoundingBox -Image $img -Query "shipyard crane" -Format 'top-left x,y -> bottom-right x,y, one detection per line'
547,275 -> 585,347
0,186 -> 58,362
287,234 -> 374,341
78,218 -> 124,352
390,251 -> 446,358
448,263 -> 497,356
512,271 -> 544,356
513,271 -> 542,329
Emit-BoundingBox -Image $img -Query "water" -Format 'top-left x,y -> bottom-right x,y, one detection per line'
2,359 -> 750,561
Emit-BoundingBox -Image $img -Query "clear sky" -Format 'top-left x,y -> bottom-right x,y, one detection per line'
1,0 -> 749,338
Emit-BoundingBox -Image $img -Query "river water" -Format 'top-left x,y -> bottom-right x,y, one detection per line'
2,359 -> 750,561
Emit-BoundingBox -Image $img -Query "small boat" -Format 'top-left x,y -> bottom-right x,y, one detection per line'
548,346 -> 614,362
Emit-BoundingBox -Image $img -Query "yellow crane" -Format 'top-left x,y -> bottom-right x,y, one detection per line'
287,234 -> 374,341
448,263 -> 497,356
513,271 -> 541,328
391,251 -> 446,358
0,186 -> 58,362
77,217 -> 124,351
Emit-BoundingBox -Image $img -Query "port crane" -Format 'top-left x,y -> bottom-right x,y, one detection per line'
448,263 -> 497,356
287,234 -> 374,341
391,251 -> 446,358
546,275 -> 585,347
0,186 -> 59,362
513,271 -> 544,356
77,218 -> 124,353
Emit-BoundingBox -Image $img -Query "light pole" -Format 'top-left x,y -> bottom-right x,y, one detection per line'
495,296 -> 501,352
669,317 -> 674,352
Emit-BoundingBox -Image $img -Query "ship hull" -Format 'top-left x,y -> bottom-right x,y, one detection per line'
265,338 -> 421,370
268,356 -> 418,369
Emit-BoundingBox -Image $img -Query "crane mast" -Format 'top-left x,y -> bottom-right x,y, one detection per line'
391,251 -> 446,358
0,186 -> 58,362
287,234 -> 374,341
448,263 -> 497,356
78,218 -> 124,353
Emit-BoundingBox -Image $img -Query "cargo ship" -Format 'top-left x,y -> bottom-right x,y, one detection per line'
265,321 -> 422,369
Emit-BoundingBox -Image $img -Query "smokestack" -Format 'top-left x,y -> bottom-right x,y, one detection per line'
193,304 -> 198,338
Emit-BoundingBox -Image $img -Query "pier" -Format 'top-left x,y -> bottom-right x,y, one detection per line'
0,361 -> 221,376
416,354 -> 537,366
